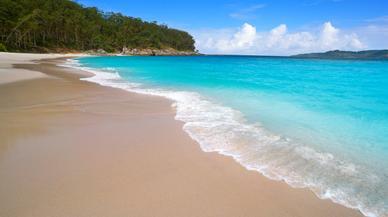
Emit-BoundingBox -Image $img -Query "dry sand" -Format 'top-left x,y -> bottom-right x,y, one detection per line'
0,53 -> 364,217
0,52 -> 87,84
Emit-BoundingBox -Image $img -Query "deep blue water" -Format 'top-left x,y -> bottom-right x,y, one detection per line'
73,56 -> 388,217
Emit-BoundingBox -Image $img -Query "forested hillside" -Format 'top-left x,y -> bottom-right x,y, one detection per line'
292,50 -> 388,60
0,0 -> 196,53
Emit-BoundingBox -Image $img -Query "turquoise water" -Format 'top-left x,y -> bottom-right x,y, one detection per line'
72,56 -> 388,217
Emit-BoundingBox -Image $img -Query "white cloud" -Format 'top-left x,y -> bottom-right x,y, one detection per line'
214,23 -> 257,52
353,16 -> 388,49
365,15 -> 388,24
320,22 -> 339,48
268,24 -> 287,47
193,22 -> 366,55
229,4 -> 266,20
353,24 -> 388,49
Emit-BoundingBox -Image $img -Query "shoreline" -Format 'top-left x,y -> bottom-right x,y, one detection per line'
69,55 -> 373,216
0,53 -> 364,217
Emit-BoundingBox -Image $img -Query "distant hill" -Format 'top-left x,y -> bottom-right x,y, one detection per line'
0,0 -> 196,54
292,50 -> 388,60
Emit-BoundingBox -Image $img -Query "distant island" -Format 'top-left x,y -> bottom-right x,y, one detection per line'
292,50 -> 388,60
0,0 -> 197,55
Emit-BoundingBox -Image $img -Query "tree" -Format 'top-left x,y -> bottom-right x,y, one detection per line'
0,0 -> 196,52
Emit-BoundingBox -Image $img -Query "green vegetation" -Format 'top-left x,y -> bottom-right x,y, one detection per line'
292,50 -> 388,60
0,0 -> 195,53
0,43 -> 6,52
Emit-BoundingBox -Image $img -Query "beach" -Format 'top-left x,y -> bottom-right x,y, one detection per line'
0,53 -> 364,217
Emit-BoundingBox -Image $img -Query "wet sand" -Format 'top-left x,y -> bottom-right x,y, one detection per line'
0,54 -> 364,217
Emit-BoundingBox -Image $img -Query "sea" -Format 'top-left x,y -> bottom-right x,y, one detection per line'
65,55 -> 388,217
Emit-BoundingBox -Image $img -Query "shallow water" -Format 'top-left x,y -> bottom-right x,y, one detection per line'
72,56 -> 388,217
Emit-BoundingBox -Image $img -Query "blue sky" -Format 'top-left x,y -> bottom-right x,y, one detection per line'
77,0 -> 388,55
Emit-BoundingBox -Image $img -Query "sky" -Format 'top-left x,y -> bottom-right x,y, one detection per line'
77,0 -> 388,55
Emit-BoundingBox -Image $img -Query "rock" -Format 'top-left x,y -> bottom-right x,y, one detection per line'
121,47 -> 198,56
96,49 -> 107,54
86,49 -> 111,56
